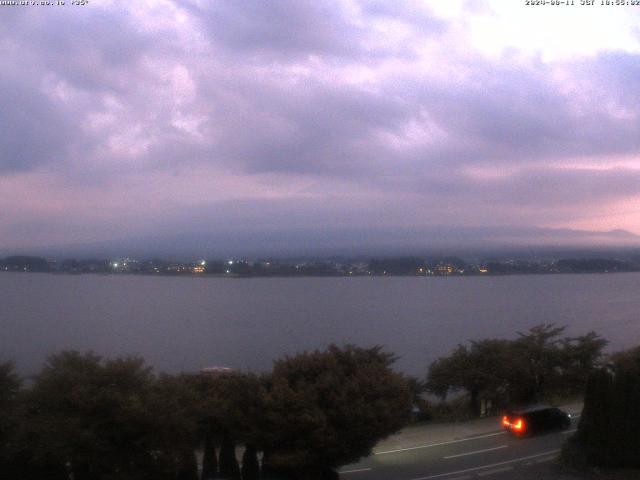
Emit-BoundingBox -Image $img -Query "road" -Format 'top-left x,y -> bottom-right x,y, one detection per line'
339,414 -> 580,480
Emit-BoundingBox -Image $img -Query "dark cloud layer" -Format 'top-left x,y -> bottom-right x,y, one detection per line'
1,1 -> 639,252
189,0 -> 363,58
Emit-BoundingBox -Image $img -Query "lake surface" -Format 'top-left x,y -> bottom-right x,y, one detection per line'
1,272 -> 639,377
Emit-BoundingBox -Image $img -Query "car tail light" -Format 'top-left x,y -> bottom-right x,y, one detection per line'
512,418 -> 524,432
502,416 -> 510,427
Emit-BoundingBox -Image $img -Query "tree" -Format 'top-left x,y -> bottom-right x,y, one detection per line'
201,434 -> 218,480
426,339 -> 516,415
607,345 -> 640,466
193,371 -> 265,479
0,362 -> 21,476
565,345 -> 640,468
426,325 -> 607,416
512,324 -> 566,402
241,444 -> 260,480
559,331 -> 608,396
0,361 -> 19,428
19,351 -> 162,480
147,373 -> 202,479
219,434 -> 241,480
174,450 -> 198,480
259,345 -> 411,479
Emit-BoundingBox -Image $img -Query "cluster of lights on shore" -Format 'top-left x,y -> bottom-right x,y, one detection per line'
109,258 -> 239,274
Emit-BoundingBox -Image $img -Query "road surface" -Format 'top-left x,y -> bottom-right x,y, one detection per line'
339,413 -> 580,480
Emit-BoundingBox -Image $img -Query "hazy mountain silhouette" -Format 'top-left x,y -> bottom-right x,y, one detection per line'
6,225 -> 639,260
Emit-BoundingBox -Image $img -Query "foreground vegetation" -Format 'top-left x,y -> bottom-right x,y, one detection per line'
563,345 -> 640,470
1,326 -> 637,479
424,324 -> 639,472
0,345 -> 411,480
425,324 -> 607,417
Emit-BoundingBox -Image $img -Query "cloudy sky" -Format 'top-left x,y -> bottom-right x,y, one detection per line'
2,0 -> 640,255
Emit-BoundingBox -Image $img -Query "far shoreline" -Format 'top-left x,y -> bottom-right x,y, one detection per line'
2,269 -> 640,279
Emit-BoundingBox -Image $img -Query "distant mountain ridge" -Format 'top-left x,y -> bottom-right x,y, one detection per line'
2,225 -> 639,260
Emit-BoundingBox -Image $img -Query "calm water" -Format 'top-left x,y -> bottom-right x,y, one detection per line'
1,272 -> 639,377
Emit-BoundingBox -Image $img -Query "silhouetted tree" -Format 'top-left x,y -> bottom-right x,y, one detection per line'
148,373 -> 202,479
0,362 -> 21,477
193,371 -> 265,479
259,345 -> 411,479
241,444 -> 260,480
565,345 -> 640,468
427,339 -> 515,415
559,331 -> 608,395
201,434 -> 218,480
512,324 -> 566,401
18,351 -> 166,479
427,324 -> 607,416
175,450 -> 198,480
219,434 -> 241,479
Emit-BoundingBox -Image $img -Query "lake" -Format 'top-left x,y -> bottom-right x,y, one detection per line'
1,272 -> 639,377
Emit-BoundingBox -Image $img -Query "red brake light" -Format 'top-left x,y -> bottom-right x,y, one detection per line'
502,416 -> 510,427
513,418 -> 524,431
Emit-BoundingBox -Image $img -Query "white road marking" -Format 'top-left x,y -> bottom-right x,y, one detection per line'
477,466 -> 514,476
374,410 -> 579,457
443,445 -> 508,459
339,468 -> 372,474
447,476 -> 472,480
535,456 -> 555,464
408,449 -> 561,480
375,432 -> 506,455
561,429 -> 578,435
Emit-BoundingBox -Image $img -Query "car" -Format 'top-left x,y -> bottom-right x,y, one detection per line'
501,405 -> 571,437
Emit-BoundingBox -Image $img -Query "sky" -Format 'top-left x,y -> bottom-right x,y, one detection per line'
2,0 -> 640,256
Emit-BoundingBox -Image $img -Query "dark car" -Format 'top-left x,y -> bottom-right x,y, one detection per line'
502,405 -> 571,437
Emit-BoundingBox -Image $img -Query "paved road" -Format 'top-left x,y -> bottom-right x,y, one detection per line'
339,414 -> 580,480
